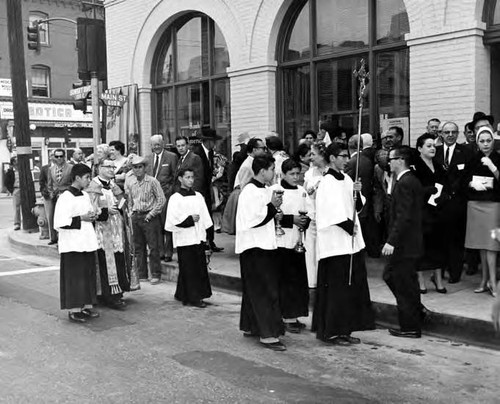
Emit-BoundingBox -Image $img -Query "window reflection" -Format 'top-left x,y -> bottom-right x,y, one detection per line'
177,18 -> 203,81
376,0 -> 410,44
214,24 -> 230,74
377,49 -> 409,118
157,89 -> 175,140
285,2 -> 310,61
177,83 -> 203,137
316,0 -> 368,55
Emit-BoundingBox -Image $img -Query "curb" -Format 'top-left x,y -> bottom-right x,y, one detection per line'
7,232 -> 500,349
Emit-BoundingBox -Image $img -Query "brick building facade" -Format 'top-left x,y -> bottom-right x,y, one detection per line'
104,0 -> 500,155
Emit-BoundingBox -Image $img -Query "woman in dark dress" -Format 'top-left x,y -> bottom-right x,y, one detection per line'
414,133 -> 447,293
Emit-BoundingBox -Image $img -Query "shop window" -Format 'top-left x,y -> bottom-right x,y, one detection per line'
278,0 -> 409,150
31,65 -> 50,97
153,14 -> 230,155
29,12 -> 49,46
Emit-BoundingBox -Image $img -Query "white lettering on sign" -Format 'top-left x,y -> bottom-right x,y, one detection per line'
0,101 -> 94,122
101,92 -> 128,108
69,85 -> 91,99
0,78 -> 12,97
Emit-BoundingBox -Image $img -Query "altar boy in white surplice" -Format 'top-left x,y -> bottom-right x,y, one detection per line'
165,168 -> 212,308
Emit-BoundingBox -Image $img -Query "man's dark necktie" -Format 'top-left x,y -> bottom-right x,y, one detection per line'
153,154 -> 160,178
444,147 -> 450,169
209,149 -> 214,171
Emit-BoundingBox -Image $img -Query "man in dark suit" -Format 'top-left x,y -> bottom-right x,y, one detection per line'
434,121 -> 474,283
192,127 -> 223,252
146,134 -> 179,262
382,146 -> 425,338
39,154 -> 54,240
345,135 -> 377,257
174,136 -> 204,192
47,149 -> 73,244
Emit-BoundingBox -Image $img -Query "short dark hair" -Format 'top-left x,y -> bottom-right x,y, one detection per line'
325,142 -> 348,161
319,122 -> 329,131
388,126 -> 404,140
465,122 -> 473,132
70,163 -> 91,182
175,136 -> 189,145
109,140 -> 125,155
391,146 -> 412,167
416,133 -> 436,149
247,137 -> 264,154
294,143 -> 311,160
303,130 -> 317,140
177,167 -> 194,178
281,158 -> 301,174
265,135 -> 284,151
54,148 -> 65,157
252,154 -> 275,175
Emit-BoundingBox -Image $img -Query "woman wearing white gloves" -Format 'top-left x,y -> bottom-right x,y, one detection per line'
464,127 -> 500,296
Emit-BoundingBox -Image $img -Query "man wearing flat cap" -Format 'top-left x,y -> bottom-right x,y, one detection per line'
192,127 -> 224,252
125,155 -> 166,284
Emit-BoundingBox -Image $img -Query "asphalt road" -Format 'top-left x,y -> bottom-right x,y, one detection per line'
0,197 -> 499,403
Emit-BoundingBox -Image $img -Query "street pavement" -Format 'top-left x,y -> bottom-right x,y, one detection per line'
1,196 -> 500,403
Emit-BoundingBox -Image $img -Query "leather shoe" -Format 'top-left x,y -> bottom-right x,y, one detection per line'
210,244 -> 224,252
81,309 -> 100,318
340,335 -> 361,344
192,300 -> 207,308
13,224 -> 20,231
324,336 -> 351,346
68,312 -> 87,323
389,328 -> 421,338
48,240 -> 57,245
259,341 -> 286,351
284,322 -> 301,334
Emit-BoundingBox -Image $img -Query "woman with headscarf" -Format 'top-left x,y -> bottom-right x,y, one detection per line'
464,127 -> 500,297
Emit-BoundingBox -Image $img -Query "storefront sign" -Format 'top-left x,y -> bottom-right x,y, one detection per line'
69,85 -> 91,100
0,101 -> 94,123
0,79 -> 12,97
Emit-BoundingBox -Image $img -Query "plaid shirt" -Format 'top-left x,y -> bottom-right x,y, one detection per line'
125,174 -> 166,217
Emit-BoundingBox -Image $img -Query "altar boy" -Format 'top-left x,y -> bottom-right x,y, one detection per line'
270,159 -> 310,334
236,154 -> 286,351
165,168 -> 213,308
54,164 -> 100,323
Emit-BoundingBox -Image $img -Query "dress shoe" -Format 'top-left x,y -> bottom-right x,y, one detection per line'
107,300 -> 126,310
243,331 -> 258,338
430,275 -> 447,293
150,278 -> 161,285
324,336 -> 351,346
210,244 -> 224,252
68,312 -> 87,323
259,341 -> 286,351
81,309 -> 100,318
419,288 -> 427,294
474,286 -> 488,293
192,300 -> 207,308
13,224 -> 20,231
389,328 -> 421,338
340,335 -> 361,344
284,322 -> 301,334
48,240 -> 57,245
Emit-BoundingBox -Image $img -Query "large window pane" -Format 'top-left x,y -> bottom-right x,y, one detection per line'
177,83 -> 203,137
284,2 -> 310,61
377,49 -> 409,135
316,0 -> 368,56
32,66 -> 50,97
156,88 -> 175,142
177,18 -> 203,81
317,56 -> 368,135
156,40 -> 174,85
376,0 -> 409,44
213,23 -> 230,74
283,66 -> 311,151
214,79 -> 231,156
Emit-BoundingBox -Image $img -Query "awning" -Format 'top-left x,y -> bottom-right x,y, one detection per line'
30,120 -> 93,128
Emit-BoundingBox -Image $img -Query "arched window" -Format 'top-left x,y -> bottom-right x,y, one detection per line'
31,65 -> 50,97
278,0 -> 409,149
152,14 -> 230,154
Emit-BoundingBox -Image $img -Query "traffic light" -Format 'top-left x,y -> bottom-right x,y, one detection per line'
27,22 -> 40,52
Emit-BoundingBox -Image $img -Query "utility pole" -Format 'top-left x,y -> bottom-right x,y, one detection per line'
6,0 -> 38,232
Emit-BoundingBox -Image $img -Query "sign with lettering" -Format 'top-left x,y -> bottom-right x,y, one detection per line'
0,101 -> 94,122
0,78 -> 12,97
100,91 -> 128,107
69,85 -> 91,99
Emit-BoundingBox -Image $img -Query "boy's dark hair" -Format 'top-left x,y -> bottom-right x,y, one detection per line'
294,143 -> 311,160
325,142 -> 348,161
247,137 -> 263,154
391,146 -> 412,167
265,135 -> 284,152
109,140 -> 125,155
71,163 -> 92,182
252,154 -> 275,175
281,158 -> 301,174
177,167 -> 194,178
303,130 -> 317,139
175,136 -> 189,144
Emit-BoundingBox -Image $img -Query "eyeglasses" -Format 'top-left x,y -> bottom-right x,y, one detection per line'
101,165 -> 115,169
336,154 -> 350,158
255,146 -> 268,151
442,131 -> 459,135
388,157 -> 402,161
54,155 -> 64,158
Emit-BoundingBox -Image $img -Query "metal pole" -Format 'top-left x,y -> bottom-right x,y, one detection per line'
91,71 -> 100,164
349,59 -> 369,285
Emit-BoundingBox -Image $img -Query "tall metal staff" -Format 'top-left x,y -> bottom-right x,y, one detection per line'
349,59 -> 369,285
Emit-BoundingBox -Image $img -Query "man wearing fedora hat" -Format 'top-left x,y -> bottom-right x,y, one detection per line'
125,155 -> 166,284
193,127 -> 224,252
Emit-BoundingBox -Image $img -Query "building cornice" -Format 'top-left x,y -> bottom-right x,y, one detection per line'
406,27 -> 485,47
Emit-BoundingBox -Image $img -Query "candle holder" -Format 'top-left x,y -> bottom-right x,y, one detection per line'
294,210 -> 308,253
274,189 -> 285,237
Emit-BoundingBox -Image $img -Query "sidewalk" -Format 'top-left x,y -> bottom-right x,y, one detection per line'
8,230 -> 500,349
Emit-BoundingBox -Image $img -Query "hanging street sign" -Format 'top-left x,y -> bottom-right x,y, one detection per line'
69,85 -> 91,100
100,91 -> 128,108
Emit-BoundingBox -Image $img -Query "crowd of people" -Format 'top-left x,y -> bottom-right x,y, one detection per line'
13,109 -> 500,349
